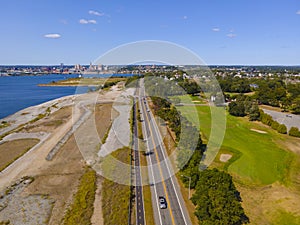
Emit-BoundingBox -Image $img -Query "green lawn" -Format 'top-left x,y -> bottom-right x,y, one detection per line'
170,95 -> 207,104
179,105 -> 293,185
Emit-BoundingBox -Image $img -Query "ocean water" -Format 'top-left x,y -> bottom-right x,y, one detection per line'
0,74 -> 136,119
0,74 -> 80,119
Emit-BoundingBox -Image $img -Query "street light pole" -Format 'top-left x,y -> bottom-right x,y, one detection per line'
181,175 -> 191,199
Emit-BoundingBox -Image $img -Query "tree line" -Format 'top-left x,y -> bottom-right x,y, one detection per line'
228,96 -> 300,138
219,76 -> 300,114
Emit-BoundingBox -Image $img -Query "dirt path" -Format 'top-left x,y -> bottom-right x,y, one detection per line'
91,177 -> 104,225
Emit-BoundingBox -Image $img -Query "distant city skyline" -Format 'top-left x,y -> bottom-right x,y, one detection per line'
1,0 -> 300,65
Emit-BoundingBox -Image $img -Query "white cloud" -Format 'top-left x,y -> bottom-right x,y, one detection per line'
79,19 -> 89,24
79,19 -> 97,24
227,33 -> 237,38
88,19 -> 97,24
89,10 -> 104,16
44,33 -> 61,39
212,28 -> 220,32
297,10 -> 300,15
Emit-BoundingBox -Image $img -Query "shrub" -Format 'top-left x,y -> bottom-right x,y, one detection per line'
277,124 -> 287,134
271,121 -> 280,130
289,127 -> 300,138
261,113 -> 274,126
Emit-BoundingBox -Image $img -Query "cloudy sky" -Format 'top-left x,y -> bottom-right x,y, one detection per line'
1,0 -> 300,65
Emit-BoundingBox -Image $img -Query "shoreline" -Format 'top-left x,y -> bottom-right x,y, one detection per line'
0,94 -> 81,137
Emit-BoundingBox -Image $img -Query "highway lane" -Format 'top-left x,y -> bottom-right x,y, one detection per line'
133,90 -> 146,225
138,79 -> 192,225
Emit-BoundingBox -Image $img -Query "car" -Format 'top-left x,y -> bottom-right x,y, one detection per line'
286,114 -> 292,118
159,196 -> 167,209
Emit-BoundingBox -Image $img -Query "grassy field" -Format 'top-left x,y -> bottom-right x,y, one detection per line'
173,95 -> 207,104
0,139 -> 40,171
62,167 -> 97,225
179,105 -> 293,185
101,147 -> 131,225
177,104 -> 300,224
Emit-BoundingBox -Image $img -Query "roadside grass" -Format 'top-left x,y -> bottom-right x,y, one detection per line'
0,139 -> 40,172
62,167 -> 97,225
175,173 -> 198,225
101,147 -> 131,225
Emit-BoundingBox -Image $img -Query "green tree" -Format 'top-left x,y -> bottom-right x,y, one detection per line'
228,102 -> 246,117
289,127 -> 300,138
191,169 -> 249,225
277,124 -> 287,134
248,103 -> 260,121
271,121 -> 280,130
291,97 -> 300,114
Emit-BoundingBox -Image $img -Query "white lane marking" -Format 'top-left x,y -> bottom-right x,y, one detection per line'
146,97 -> 189,225
140,95 -> 163,225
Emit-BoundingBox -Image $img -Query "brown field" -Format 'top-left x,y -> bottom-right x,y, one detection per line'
21,103 -> 113,225
22,106 -> 72,133
0,139 -> 40,171
23,134 -> 86,225
94,103 -> 114,138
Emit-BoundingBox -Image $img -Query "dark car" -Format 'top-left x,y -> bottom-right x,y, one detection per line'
159,196 -> 167,209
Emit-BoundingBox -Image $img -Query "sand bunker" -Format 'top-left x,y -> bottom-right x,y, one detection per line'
220,154 -> 232,162
251,129 -> 267,134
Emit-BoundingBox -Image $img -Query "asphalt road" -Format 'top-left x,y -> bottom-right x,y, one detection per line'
133,91 -> 146,225
138,79 -> 192,225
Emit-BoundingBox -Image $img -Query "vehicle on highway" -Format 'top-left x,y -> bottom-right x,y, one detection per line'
159,196 -> 167,209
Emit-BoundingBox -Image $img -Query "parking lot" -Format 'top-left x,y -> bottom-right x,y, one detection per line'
263,109 -> 300,131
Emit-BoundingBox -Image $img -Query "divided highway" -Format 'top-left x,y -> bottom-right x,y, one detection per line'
133,90 -> 146,225
138,79 -> 192,225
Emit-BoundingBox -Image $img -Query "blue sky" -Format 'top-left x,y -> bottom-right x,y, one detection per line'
1,0 -> 300,65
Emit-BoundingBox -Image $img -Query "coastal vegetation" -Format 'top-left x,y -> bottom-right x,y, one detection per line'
101,147 -> 131,225
0,121 -> 10,129
39,77 -> 126,87
62,167 -> 97,225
